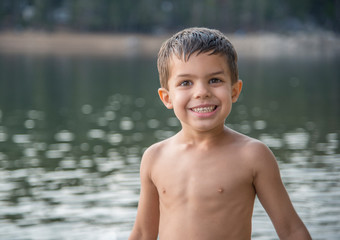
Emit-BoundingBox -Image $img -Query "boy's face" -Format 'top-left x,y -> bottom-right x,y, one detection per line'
158,52 -> 242,132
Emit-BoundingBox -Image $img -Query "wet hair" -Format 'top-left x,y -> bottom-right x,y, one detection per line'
157,27 -> 238,89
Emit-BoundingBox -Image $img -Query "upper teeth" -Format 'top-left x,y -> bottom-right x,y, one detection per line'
192,106 -> 215,113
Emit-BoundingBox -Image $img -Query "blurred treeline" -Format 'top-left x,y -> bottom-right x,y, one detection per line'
0,0 -> 339,33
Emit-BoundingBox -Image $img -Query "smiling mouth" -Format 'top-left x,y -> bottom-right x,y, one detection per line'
191,105 -> 217,113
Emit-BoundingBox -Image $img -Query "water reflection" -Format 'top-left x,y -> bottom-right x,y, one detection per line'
0,55 -> 339,239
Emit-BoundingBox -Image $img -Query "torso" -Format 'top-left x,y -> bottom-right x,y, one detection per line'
150,129 -> 257,240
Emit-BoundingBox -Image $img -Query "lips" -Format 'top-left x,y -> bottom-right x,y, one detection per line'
190,105 -> 217,113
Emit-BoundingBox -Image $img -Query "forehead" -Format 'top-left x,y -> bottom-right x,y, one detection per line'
168,52 -> 230,78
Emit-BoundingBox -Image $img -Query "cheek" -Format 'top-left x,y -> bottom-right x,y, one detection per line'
170,94 -> 189,118
216,88 -> 232,100
170,92 -> 186,105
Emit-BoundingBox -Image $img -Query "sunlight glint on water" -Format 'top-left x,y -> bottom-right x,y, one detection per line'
0,55 -> 339,239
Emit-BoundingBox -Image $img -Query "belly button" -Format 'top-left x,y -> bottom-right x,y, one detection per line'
218,188 -> 224,193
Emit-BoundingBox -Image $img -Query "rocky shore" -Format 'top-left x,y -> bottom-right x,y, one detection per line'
0,31 -> 339,59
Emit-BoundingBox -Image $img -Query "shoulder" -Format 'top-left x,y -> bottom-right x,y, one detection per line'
139,136 -> 178,185
228,129 -> 278,174
241,137 -> 274,160
227,128 -> 269,153
140,137 -> 174,171
246,141 -> 279,181
142,137 -> 171,161
228,128 -> 272,156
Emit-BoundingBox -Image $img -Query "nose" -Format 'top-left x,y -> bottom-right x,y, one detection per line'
193,82 -> 211,99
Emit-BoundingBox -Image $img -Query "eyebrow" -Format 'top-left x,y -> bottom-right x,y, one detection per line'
176,70 -> 225,78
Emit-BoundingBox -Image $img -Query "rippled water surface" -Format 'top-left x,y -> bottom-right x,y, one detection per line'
0,54 -> 339,239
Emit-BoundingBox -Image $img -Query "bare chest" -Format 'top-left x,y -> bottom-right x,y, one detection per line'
152,152 -> 254,209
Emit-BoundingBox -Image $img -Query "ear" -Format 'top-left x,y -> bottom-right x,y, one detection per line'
158,88 -> 173,109
231,80 -> 243,103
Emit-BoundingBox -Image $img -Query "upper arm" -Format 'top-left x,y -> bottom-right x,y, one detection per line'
129,147 -> 160,240
251,141 -> 311,239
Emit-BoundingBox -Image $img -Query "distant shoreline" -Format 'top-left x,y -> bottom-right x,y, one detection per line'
0,31 -> 339,59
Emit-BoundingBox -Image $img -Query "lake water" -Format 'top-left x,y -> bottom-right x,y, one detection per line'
0,52 -> 339,240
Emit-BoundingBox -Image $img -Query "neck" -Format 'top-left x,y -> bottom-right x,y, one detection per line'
178,125 -> 230,149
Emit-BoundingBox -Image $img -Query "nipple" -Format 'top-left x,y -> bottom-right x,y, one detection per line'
218,188 -> 224,193
162,188 -> 166,194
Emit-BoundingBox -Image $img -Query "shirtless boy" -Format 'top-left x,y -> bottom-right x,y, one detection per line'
129,27 -> 311,240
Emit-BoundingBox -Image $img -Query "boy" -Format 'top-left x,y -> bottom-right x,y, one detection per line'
129,27 -> 311,240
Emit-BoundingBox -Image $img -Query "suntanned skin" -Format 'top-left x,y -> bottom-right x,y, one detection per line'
129,53 -> 311,240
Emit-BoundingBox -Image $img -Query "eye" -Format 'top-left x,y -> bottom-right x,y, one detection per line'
209,78 -> 222,84
180,80 -> 192,86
